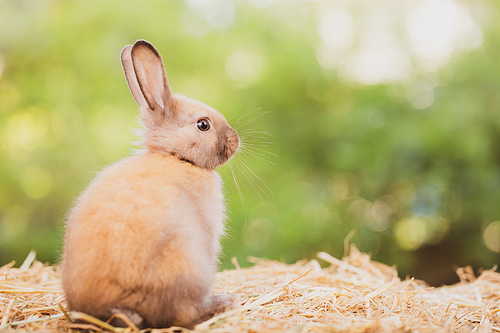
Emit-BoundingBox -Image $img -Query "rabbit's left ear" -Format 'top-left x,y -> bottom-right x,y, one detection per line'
121,44 -> 148,110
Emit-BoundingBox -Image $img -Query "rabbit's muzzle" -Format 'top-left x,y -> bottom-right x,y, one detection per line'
219,127 -> 239,163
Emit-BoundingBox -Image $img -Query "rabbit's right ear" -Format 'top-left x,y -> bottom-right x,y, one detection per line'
121,40 -> 174,124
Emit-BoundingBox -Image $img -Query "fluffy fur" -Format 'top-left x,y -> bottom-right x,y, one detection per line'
61,40 -> 239,329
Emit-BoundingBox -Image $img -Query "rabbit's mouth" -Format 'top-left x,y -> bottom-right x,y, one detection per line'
179,156 -> 195,165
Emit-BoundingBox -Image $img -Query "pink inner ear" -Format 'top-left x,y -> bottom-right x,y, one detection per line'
142,60 -> 165,110
133,45 -> 167,111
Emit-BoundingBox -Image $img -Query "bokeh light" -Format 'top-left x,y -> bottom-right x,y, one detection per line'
315,0 -> 483,92
225,49 -> 265,87
5,107 -> 51,153
483,221 -> 500,253
394,216 -> 428,251
183,0 -> 236,32
21,167 -> 53,200
405,0 -> 483,70
243,218 -> 274,251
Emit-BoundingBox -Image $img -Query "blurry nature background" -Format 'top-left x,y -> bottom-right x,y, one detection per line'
1,0 -> 499,285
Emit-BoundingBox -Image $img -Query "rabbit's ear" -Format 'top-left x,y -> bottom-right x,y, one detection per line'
130,40 -> 174,117
121,45 -> 148,109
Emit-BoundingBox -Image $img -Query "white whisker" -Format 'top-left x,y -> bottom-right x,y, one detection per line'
234,108 -> 262,128
233,109 -> 252,127
234,108 -> 266,129
229,160 -> 245,207
237,155 -> 269,185
240,145 -> 277,157
240,136 -> 273,141
241,136 -> 273,143
238,130 -> 272,136
234,157 -> 264,201
235,111 -> 270,130
227,108 -> 275,205
239,150 -> 276,168
237,154 -> 273,197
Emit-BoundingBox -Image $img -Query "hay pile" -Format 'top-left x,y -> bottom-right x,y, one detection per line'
1,247 -> 499,332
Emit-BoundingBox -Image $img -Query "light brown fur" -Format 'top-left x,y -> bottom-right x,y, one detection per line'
61,40 -> 238,329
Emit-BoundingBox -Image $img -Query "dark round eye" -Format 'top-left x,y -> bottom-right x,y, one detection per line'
197,118 -> 211,132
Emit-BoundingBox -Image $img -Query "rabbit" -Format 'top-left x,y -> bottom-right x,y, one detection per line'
61,40 -> 239,329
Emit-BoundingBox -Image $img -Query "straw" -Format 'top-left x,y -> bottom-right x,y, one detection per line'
1,247 -> 499,332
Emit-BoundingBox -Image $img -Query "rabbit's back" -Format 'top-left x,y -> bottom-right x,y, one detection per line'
61,153 -> 226,326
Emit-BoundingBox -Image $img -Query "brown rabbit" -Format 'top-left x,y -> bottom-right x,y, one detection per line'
61,40 -> 239,329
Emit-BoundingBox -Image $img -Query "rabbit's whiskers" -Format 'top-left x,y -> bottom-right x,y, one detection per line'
226,109 -> 275,206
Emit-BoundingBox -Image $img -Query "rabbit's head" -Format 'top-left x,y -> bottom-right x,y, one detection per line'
121,40 -> 239,169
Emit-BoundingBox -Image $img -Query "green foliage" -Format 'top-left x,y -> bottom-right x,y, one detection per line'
1,0 -> 499,284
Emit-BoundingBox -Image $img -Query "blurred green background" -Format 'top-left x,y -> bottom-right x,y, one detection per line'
1,0 -> 499,286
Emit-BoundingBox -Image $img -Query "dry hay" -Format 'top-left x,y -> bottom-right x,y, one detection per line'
1,246 -> 499,333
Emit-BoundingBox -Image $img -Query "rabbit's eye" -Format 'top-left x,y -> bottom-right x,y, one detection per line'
197,119 -> 211,132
